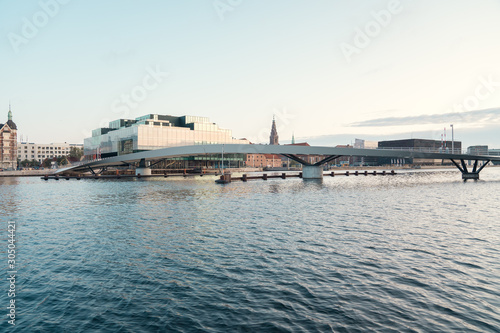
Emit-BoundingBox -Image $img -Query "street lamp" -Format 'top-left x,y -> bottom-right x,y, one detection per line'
450,124 -> 454,153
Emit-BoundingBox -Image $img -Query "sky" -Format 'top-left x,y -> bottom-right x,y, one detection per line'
1,0 -> 500,149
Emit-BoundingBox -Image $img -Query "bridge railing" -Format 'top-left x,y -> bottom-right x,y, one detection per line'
69,156 -> 114,167
70,146 -> 498,170
357,146 -> 500,156
356,147 -> 467,154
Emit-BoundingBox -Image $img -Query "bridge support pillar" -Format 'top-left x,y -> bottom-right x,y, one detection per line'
451,159 -> 490,181
302,166 -> 323,179
136,167 -> 152,176
136,158 -> 152,176
462,173 -> 479,180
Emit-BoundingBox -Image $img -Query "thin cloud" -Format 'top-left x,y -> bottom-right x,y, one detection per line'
350,108 -> 500,127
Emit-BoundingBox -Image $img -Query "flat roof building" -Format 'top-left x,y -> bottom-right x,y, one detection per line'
84,114 -> 249,159
246,153 -> 282,168
467,145 -> 488,155
378,138 -> 462,152
488,149 -> 500,156
17,142 -> 83,164
354,139 -> 378,166
378,139 -> 462,165
488,149 -> 500,165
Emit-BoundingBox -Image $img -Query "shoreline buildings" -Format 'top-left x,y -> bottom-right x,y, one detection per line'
467,145 -> 488,155
246,116 -> 282,168
0,106 -> 18,170
84,114 -> 249,167
17,142 -> 84,164
354,139 -> 378,166
378,138 -> 462,165
468,145 -> 500,165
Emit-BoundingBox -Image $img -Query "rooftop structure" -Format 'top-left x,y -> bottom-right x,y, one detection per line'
6,105 -> 17,130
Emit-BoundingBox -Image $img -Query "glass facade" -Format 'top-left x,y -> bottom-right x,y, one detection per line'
84,114 -> 248,158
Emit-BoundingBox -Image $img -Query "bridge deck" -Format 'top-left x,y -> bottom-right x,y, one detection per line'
56,144 -> 500,174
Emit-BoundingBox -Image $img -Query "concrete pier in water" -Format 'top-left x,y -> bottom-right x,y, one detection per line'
136,158 -> 152,176
135,167 -> 152,176
302,166 -> 323,179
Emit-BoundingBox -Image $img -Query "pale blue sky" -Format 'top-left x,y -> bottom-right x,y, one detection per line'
1,0 -> 500,148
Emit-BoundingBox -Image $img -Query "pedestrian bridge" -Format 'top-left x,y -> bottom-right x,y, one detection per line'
56,144 -> 500,180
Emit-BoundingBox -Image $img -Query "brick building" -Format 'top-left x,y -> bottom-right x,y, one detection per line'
0,107 -> 18,170
246,153 -> 282,168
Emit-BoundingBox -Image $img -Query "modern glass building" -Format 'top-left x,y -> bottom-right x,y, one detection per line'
84,114 -> 249,161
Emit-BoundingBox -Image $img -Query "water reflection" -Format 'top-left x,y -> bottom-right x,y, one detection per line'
0,177 -> 20,186
301,178 -> 324,187
268,184 -> 281,193
0,177 -> 21,217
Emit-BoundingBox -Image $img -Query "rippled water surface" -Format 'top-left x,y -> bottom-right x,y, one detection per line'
1,168 -> 500,332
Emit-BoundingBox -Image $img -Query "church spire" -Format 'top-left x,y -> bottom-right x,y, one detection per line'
270,115 -> 279,145
5,103 -> 17,130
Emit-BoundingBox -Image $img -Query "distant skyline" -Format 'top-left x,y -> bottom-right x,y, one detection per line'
1,0 -> 500,148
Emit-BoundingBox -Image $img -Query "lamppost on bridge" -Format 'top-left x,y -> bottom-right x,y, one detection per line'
450,124 -> 454,153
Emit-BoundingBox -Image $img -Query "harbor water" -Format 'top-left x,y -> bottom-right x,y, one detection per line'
1,168 -> 500,332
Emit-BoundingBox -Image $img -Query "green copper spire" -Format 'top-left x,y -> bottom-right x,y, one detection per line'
8,103 -> 12,121
292,132 -> 295,144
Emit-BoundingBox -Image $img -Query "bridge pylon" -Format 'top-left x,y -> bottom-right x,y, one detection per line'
136,158 -> 152,176
450,159 -> 490,180
281,154 -> 342,180
302,166 -> 323,179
